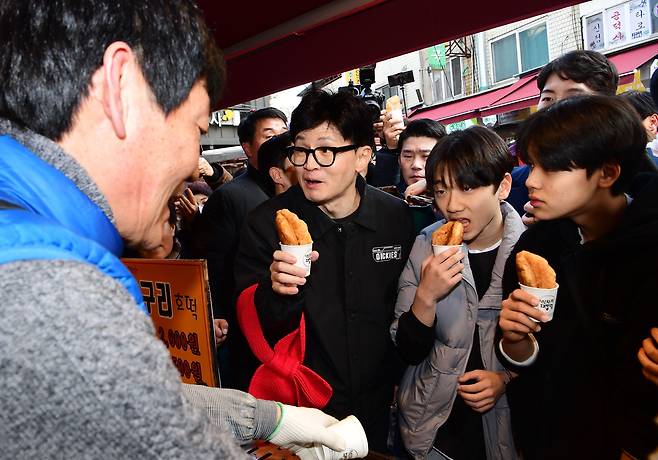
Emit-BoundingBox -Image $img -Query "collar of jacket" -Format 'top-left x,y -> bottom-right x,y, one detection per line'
0,133 -> 124,257
284,174 -> 379,239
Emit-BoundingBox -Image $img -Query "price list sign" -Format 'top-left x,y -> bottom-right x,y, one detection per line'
123,258 -> 220,387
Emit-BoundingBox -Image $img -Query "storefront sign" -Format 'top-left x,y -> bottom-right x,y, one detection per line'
445,118 -> 476,133
209,109 -> 240,127
123,258 -> 220,387
586,13 -> 605,50
606,4 -> 629,47
427,44 -> 447,70
345,69 -> 360,85
630,0 -> 651,40
585,0 -> 654,51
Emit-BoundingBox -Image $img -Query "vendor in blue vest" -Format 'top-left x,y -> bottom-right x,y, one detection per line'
0,1 -> 352,457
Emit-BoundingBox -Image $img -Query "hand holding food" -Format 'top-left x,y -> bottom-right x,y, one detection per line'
432,221 -> 464,246
273,209 -> 314,284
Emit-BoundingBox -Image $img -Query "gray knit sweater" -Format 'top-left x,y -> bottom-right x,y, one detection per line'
0,120 -> 277,458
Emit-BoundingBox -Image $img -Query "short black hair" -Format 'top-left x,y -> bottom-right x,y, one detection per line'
257,132 -> 293,172
516,95 -> 648,196
537,50 -> 618,96
0,0 -> 225,141
398,119 -> 447,151
619,90 -> 658,119
290,90 -> 375,150
237,107 -> 288,144
426,125 -> 513,192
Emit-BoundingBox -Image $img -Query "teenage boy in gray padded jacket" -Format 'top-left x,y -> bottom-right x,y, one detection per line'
391,127 -> 523,459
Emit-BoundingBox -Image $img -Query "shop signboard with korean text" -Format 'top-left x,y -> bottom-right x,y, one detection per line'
584,0 -> 653,51
123,258 -> 220,387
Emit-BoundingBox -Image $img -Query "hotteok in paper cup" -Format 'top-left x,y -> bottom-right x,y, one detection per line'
280,242 -> 313,277
432,244 -> 462,257
519,283 -> 559,322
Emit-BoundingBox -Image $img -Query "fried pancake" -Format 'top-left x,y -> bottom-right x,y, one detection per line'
386,95 -> 401,112
276,209 -> 312,245
431,221 -> 464,246
516,251 -> 557,289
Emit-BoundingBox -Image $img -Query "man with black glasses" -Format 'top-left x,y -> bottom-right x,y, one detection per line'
235,90 -> 416,453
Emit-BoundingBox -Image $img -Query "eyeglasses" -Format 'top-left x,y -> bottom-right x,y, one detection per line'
287,145 -> 357,167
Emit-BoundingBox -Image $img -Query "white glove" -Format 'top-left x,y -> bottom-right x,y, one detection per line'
268,404 -> 346,452
285,415 -> 368,460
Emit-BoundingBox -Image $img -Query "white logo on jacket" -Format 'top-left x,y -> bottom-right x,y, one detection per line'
372,245 -> 402,262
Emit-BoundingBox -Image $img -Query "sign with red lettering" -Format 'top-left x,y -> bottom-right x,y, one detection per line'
123,258 -> 220,387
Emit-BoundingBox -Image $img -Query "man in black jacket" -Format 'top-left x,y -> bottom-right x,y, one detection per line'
497,96 -> 658,459
235,91 -> 415,453
200,107 -> 287,389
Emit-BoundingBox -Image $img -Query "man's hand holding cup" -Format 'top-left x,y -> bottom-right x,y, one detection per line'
271,209 -> 316,295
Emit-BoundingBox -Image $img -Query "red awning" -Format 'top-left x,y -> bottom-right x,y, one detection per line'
480,72 -> 539,117
408,84 -> 515,124
413,40 -> 658,123
608,41 -> 658,84
197,0 -> 581,108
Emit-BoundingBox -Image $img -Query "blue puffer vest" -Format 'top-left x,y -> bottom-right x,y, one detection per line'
0,135 -> 145,311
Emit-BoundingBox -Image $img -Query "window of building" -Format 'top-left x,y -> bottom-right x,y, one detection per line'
379,84 -> 399,100
491,22 -> 549,82
432,57 -> 463,102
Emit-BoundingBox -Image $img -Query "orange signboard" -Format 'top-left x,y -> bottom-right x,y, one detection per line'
122,258 -> 220,387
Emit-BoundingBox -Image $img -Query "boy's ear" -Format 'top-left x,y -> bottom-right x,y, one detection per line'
355,145 -> 373,171
598,163 -> 621,189
496,172 -> 513,201
269,166 -> 283,186
649,114 -> 658,136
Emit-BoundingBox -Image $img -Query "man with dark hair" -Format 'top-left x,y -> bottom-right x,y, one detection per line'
498,96 -> 658,458
238,107 -> 289,169
0,1 -> 349,456
536,49 -> 619,101
509,50 -> 620,220
199,107 -> 287,390
396,119 -> 447,195
394,119 -> 447,233
235,90 -> 416,453
620,90 -> 658,167
257,132 -> 297,195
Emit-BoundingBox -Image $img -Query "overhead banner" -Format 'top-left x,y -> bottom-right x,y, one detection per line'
427,44 -> 447,70
123,258 -> 220,387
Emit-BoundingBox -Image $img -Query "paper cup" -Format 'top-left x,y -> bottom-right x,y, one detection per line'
280,242 -> 313,276
388,107 -> 403,124
326,415 -> 369,459
519,283 -> 559,322
432,244 -> 462,256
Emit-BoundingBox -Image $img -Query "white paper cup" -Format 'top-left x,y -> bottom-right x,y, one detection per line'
280,242 -> 313,277
388,107 -> 403,124
519,283 -> 559,322
326,415 -> 369,459
432,244 -> 462,256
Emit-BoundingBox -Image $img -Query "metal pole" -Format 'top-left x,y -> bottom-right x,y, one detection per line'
400,85 -> 408,118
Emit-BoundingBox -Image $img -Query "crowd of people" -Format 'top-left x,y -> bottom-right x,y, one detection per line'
1,1 -> 657,459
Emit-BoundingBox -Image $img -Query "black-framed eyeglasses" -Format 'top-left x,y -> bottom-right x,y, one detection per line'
287,145 -> 357,167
